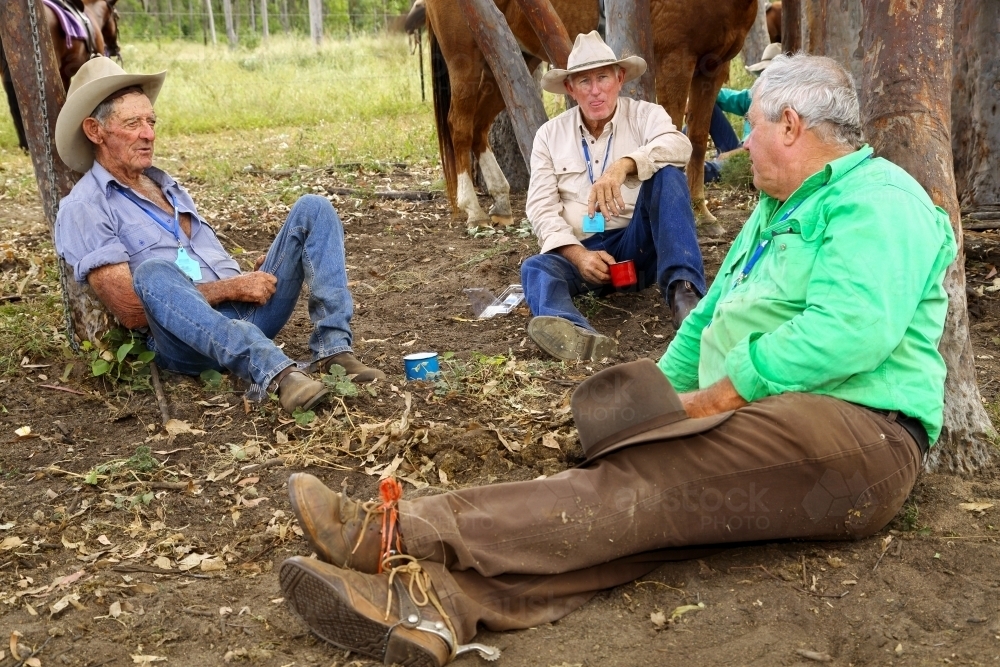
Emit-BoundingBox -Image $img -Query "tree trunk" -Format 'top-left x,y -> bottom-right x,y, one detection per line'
742,0 -> 770,70
605,0 -> 655,101
781,0 -> 801,53
0,0 -> 115,349
952,0 -> 1000,223
260,0 -> 269,39
457,0 -> 550,168
308,0 -> 322,45
250,0 -> 257,33
861,0 -> 994,474
222,0 -> 237,46
205,0 -> 217,44
510,0 -> 572,68
801,0 -> 863,84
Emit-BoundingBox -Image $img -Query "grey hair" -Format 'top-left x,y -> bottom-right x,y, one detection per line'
750,52 -> 863,149
90,85 -> 145,126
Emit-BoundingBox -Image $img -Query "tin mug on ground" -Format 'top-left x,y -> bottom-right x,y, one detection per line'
404,352 -> 440,381
609,259 -> 637,289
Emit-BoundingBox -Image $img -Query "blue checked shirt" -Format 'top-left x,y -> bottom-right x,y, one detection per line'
55,162 -> 241,284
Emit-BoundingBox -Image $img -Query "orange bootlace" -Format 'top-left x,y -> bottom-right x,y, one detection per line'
377,477 -> 403,574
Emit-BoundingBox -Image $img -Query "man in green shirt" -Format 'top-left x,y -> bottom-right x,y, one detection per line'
274,54 -> 954,667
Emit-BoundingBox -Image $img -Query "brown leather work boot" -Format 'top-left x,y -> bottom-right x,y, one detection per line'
277,371 -> 328,414
310,352 -> 386,383
288,473 -> 394,573
280,556 -> 456,666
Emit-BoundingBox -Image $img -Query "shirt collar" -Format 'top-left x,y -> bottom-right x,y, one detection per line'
576,97 -> 622,140
91,161 -> 177,196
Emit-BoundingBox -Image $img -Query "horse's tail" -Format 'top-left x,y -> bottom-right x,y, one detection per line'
429,22 -> 457,212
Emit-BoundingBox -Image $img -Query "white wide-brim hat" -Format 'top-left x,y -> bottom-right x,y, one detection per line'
746,42 -> 783,73
540,31 -> 647,95
55,56 -> 166,173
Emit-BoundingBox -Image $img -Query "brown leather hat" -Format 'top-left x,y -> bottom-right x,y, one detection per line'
571,359 -> 734,463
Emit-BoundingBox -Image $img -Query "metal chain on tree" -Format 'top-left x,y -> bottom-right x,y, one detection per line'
26,0 -> 79,350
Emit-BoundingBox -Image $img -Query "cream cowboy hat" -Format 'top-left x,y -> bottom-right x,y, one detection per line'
55,56 -> 167,173
540,31 -> 647,95
746,42 -> 783,74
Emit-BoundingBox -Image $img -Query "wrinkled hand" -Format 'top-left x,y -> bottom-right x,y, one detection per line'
253,253 -> 267,271
232,271 -> 277,306
559,245 -> 615,285
587,158 -> 632,218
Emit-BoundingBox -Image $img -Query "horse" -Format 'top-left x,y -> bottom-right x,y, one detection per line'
766,1 -> 782,44
1,0 -> 121,150
423,0 -> 758,231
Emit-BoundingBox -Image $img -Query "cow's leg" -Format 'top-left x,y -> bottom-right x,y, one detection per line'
686,63 -> 729,234
471,75 -> 513,226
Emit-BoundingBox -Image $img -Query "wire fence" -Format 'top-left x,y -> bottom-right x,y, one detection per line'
118,7 -> 415,42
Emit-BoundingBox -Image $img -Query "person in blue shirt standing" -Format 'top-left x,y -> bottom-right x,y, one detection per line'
705,42 -> 782,182
53,58 -> 385,414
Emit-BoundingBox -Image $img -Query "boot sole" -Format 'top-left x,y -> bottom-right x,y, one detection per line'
280,557 -> 445,667
527,316 -> 618,362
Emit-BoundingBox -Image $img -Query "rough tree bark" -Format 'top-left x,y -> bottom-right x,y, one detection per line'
0,0 -> 115,349
782,0 -> 802,52
742,0 -> 771,70
801,0 -> 863,84
605,0 -> 655,102
862,0 -> 994,474
952,0 -> 1000,223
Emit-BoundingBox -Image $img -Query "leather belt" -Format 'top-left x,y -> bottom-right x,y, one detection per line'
866,408 -> 929,458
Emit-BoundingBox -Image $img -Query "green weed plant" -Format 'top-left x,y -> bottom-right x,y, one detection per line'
84,328 -> 155,386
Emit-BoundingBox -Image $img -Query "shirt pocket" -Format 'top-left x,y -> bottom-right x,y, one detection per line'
764,232 -> 822,301
553,157 -> 590,203
119,221 -> 169,258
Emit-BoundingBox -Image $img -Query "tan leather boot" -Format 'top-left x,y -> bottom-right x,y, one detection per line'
277,371 -> 328,414
311,352 -> 386,383
280,556 -> 499,665
288,473 -> 394,573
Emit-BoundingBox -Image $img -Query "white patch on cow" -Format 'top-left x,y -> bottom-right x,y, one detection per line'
478,149 -> 511,220
457,171 -> 489,224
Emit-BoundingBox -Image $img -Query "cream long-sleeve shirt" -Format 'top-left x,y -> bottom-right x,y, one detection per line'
526,96 -> 692,254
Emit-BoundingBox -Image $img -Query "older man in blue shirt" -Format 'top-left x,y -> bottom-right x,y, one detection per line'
53,58 -> 383,413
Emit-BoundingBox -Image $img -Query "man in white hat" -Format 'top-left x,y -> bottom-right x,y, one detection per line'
705,42 -> 782,182
522,31 -> 706,362
53,57 -> 384,413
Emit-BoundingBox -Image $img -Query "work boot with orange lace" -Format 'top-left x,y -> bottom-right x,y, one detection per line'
288,473 -> 403,573
281,555 -> 500,665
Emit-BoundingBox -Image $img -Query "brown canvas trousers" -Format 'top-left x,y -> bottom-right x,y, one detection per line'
397,393 -> 923,643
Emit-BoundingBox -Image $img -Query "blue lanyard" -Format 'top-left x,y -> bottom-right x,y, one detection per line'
581,132 -> 613,184
115,184 -> 183,245
731,199 -> 806,289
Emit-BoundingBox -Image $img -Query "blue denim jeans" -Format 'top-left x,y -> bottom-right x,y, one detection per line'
706,103 -> 742,183
133,194 -> 354,387
520,166 -> 706,332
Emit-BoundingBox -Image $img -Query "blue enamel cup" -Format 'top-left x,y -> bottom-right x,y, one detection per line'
404,352 -> 440,380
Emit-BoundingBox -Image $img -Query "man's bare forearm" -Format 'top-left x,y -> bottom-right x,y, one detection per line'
680,377 -> 749,418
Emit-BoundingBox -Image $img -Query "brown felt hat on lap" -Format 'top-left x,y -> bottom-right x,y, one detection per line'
571,359 -> 734,463
540,30 -> 647,94
55,56 -> 167,173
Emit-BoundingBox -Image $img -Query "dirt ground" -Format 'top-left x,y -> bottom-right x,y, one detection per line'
2,162 -> 1000,667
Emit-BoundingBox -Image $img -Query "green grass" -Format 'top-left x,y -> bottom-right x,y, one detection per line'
0,34 -> 439,184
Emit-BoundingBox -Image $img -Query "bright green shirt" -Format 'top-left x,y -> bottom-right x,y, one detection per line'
659,146 -> 956,444
716,88 -> 752,140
